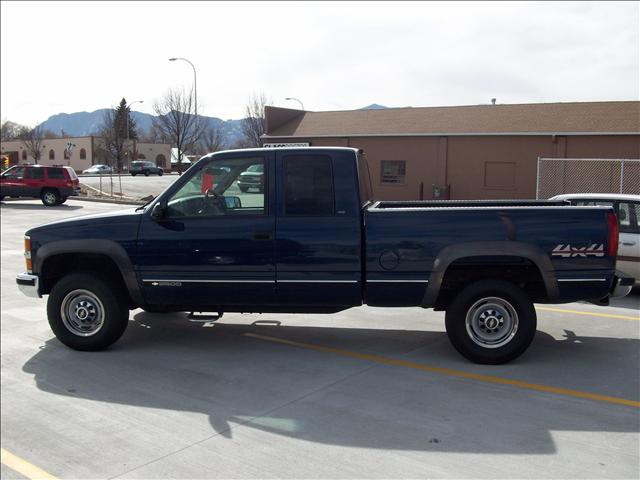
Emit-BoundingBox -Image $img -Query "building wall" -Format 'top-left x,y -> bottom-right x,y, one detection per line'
263,134 -> 640,200
1,137 -> 94,171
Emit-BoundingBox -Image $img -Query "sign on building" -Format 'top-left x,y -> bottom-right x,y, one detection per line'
262,142 -> 310,148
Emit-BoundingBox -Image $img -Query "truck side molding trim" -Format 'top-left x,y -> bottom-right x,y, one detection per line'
143,279 -> 275,284
557,278 -> 607,282
367,280 -> 429,283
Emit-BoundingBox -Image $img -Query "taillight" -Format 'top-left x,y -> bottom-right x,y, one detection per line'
24,236 -> 32,273
607,210 -> 619,258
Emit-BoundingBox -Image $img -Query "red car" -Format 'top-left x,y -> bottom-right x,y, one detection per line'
0,164 -> 81,206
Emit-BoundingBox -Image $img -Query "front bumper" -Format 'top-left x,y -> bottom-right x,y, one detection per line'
611,271 -> 635,298
16,272 -> 40,298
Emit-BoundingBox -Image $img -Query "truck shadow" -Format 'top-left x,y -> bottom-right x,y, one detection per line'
22,313 -> 639,455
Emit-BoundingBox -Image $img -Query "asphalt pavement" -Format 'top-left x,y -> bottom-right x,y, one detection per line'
1,199 -> 639,479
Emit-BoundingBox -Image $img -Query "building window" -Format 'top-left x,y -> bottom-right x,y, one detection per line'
155,154 -> 166,168
49,149 -> 55,161
21,150 -> 27,161
80,148 -> 86,160
380,160 -> 406,184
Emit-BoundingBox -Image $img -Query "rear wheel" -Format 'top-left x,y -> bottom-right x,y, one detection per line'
144,171 -> 149,177
158,169 -> 164,176
445,280 -> 536,364
47,273 -> 129,351
41,189 -> 60,207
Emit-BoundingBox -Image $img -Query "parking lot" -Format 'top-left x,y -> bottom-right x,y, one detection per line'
1,198 -> 639,479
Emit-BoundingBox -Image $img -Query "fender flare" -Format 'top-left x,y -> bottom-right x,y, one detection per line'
422,241 -> 559,307
35,239 -> 144,305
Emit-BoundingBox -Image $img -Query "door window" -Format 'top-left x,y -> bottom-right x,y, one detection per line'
166,157 -> 265,217
284,155 -> 334,216
2,167 -> 25,179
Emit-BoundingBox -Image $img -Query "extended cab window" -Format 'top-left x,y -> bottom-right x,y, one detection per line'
165,157 -> 265,217
284,155 -> 334,216
618,202 -> 640,234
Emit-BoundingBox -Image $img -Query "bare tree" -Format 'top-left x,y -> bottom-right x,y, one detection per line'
241,93 -> 270,148
152,87 -> 203,174
97,108 -> 126,172
18,124 -> 45,163
1,120 -> 22,141
199,122 -> 226,153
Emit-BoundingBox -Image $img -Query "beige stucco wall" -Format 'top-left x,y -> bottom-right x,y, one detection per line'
1,137 -> 94,171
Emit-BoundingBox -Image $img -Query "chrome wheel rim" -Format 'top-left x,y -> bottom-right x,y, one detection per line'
465,297 -> 519,348
60,289 -> 105,336
44,192 -> 57,204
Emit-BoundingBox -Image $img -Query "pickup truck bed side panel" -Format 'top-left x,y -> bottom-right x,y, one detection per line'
364,207 -> 615,306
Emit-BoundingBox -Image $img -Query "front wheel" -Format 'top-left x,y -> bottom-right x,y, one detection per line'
445,280 -> 536,364
56,196 -> 68,205
144,171 -> 149,177
158,169 -> 164,176
47,273 -> 129,351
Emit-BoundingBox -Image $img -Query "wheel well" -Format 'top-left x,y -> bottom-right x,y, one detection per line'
434,256 -> 547,310
40,253 -> 132,304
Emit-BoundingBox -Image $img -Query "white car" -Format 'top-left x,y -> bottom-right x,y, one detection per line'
551,193 -> 640,285
82,164 -> 112,175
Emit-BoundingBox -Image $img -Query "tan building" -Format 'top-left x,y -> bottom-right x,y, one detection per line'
263,101 -> 640,200
1,136 -> 171,172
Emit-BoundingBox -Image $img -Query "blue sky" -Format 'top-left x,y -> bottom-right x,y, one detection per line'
1,1 -> 638,126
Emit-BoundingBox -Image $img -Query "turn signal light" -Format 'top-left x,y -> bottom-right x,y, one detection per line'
24,236 -> 32,273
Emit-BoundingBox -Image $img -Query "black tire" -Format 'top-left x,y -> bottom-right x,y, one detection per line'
56,196 -> 68,205
158,169 -> 164,176
47,273 -> 129,351
131,173 -> 137,176
144,171 -> 149,177
445,280 -> 537,364
41,189 -> 60,207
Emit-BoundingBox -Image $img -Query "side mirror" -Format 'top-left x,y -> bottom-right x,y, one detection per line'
225,196 -> 241,209
150,202 -> 165,220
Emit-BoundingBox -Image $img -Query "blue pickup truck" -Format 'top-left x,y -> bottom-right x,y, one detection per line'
16,147 -> 634,363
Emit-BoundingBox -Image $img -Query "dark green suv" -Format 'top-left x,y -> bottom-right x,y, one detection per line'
130,161 -> 164,177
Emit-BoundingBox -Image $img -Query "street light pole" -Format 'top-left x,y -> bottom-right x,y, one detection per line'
285,97 -> 304,110
169,57 -> 198,166
169,57 -> 197,117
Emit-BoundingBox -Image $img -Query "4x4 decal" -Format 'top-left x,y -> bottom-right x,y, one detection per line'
552,243 -> 605,258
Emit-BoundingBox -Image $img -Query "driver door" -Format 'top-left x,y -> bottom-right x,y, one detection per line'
135,151 -> 276,308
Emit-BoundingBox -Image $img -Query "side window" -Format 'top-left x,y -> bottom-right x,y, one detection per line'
26,168 -> 45,179
166,157 -> 265,218
4,167 -> 25,179
618,202 -> 639,233
380,160 -> 406,184
47,168 -> 65,179
284,155 -> 334,216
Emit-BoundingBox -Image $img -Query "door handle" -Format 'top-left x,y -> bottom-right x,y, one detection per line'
621,242 -> 636,246
253,232 -> 273,240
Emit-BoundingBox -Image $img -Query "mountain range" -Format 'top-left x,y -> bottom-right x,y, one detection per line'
36,103 -> 388,146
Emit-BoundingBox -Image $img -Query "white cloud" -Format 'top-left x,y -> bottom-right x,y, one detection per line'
1,1 -> 638,126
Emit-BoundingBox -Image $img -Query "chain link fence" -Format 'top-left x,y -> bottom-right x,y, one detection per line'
536,158 -> 640,199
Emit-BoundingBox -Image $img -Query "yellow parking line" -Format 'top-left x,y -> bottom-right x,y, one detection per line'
536,306 -> 639,321
0,448 -> 57,480
244,332 -> 640,409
